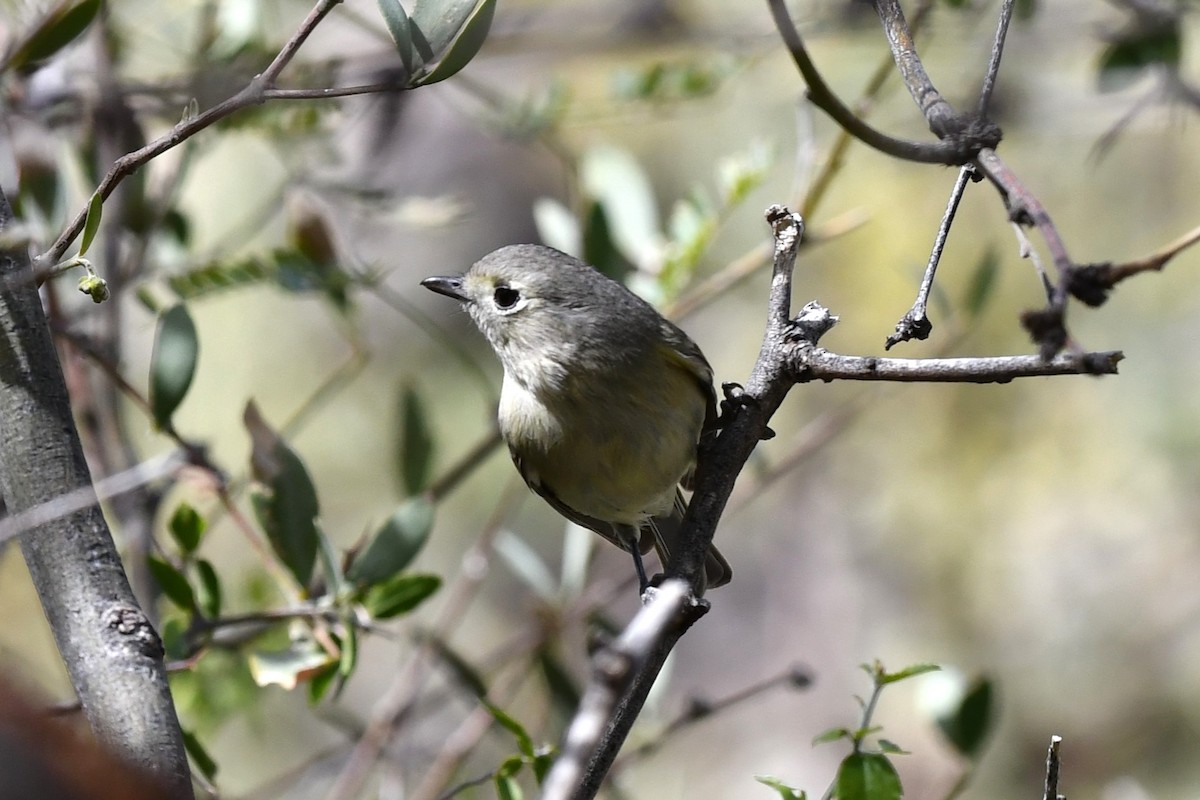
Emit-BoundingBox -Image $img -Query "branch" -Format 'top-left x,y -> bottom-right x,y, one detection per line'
790,334 -> 1123,382
29,0 -> 356,276
1043,735 -> 1064,800
538,581 -> 691,800
765,0 -> 968,165
0,189 -> 193,796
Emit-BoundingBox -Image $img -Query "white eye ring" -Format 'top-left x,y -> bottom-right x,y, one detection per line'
493,285 -> 525,314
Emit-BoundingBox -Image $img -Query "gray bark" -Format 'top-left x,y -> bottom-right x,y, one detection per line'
0,187 -> 193,797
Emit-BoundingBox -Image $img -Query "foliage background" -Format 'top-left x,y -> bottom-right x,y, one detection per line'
2,0 -> 1200,797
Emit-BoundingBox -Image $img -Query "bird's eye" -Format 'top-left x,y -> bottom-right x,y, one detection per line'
493,285 -> 521,310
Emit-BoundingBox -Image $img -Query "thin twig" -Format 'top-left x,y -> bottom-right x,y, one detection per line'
765,0 -> 965,165
885,164 -> 975,349
978,0 -> 1016,116
1103,222 -> 1200,282
0,451 -> 185,546
30,0 -> 355,275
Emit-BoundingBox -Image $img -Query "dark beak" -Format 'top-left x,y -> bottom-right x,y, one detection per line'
421,275 -> 469,302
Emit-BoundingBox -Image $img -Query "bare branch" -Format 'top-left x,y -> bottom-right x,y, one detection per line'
765,0 -> 967,165
539,581 -> 691,800
1043,735 -> 1064,800
886,165 -> 975,348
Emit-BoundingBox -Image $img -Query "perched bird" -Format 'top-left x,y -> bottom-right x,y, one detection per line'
422,244 -> 731,592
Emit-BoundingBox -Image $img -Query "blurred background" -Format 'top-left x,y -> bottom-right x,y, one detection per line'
2,0 -> 1200,797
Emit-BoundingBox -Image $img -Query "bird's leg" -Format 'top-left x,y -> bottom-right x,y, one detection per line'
615,524 -> 651,592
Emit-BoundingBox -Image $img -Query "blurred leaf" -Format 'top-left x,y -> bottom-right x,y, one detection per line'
16,157 -> 59,219
275,249 -> 352,312
1098,21 -> 1182,92
245,402 -> 320,587
495,530 -> 557,600
1016,0 -> 1037,19
339,623 -> 358,678
6,0 -> 102,71
813,727 -> 851,746
531,748 -> 554,784
834,753 -> 902,800
580,146 -> 662,269
963,248 -> 999,319
532,197 -> 582,257
308,662 -> 339,704
756,776 -> 806,800
877,739 -> 908,755
181,729 -> 219,782
418,0 -> 497,85
582,201 -> 632,282
717,140 -> 772,208
397,384 -> 435,495
79,192 -> 103,256
485,701 -> 535,758
167,255 -> 274,299
168,502 -> 206,554
147,556 -> 197,612
166,249 -> 355,308
877,663 -> 940,685
495,772 -> 524,800
247,641 -> 335,690
160,616 -> 189,661
150,304 -> 200,429
362,573 -> 441,618
426,635 -> 488,698
194,559 -> 222,618
538,648 -> 581,721
935,677 -> 995,759
346,497 -> 434,585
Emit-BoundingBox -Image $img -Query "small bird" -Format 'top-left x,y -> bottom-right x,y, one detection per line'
422,244 -> 731,592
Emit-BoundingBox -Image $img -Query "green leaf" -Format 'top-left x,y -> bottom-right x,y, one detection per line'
160,616 -> 189,662
878,663 -> 940,685
181,728 -> 219,782
168,502 -> 206,554
308,662 -> 340,704
485,701 -> 535,758
877,739 -> 909,755
150,304 -> 200,429
495,772 -> 524,800
194,558 -> 222,618
417,0 -> 497,85
79,191 -> 103,256
378,0 -> 419,74
245,402 -> 320,587
756,775 -> 806,800
531,748 -> 555,784
147,555 -> 197,611
397,384 -> 434,495
346,497 -> 434,585
6,0 -> 102,71
582,201 -> 632,282
362,573 -> 442,618
813,727 -> 851,746
834,753 -> 903,800
935,677 -> 994,759
1097,21 -> 1182,92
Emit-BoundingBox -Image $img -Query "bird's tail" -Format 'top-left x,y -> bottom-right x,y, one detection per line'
646,491 -> 732,593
